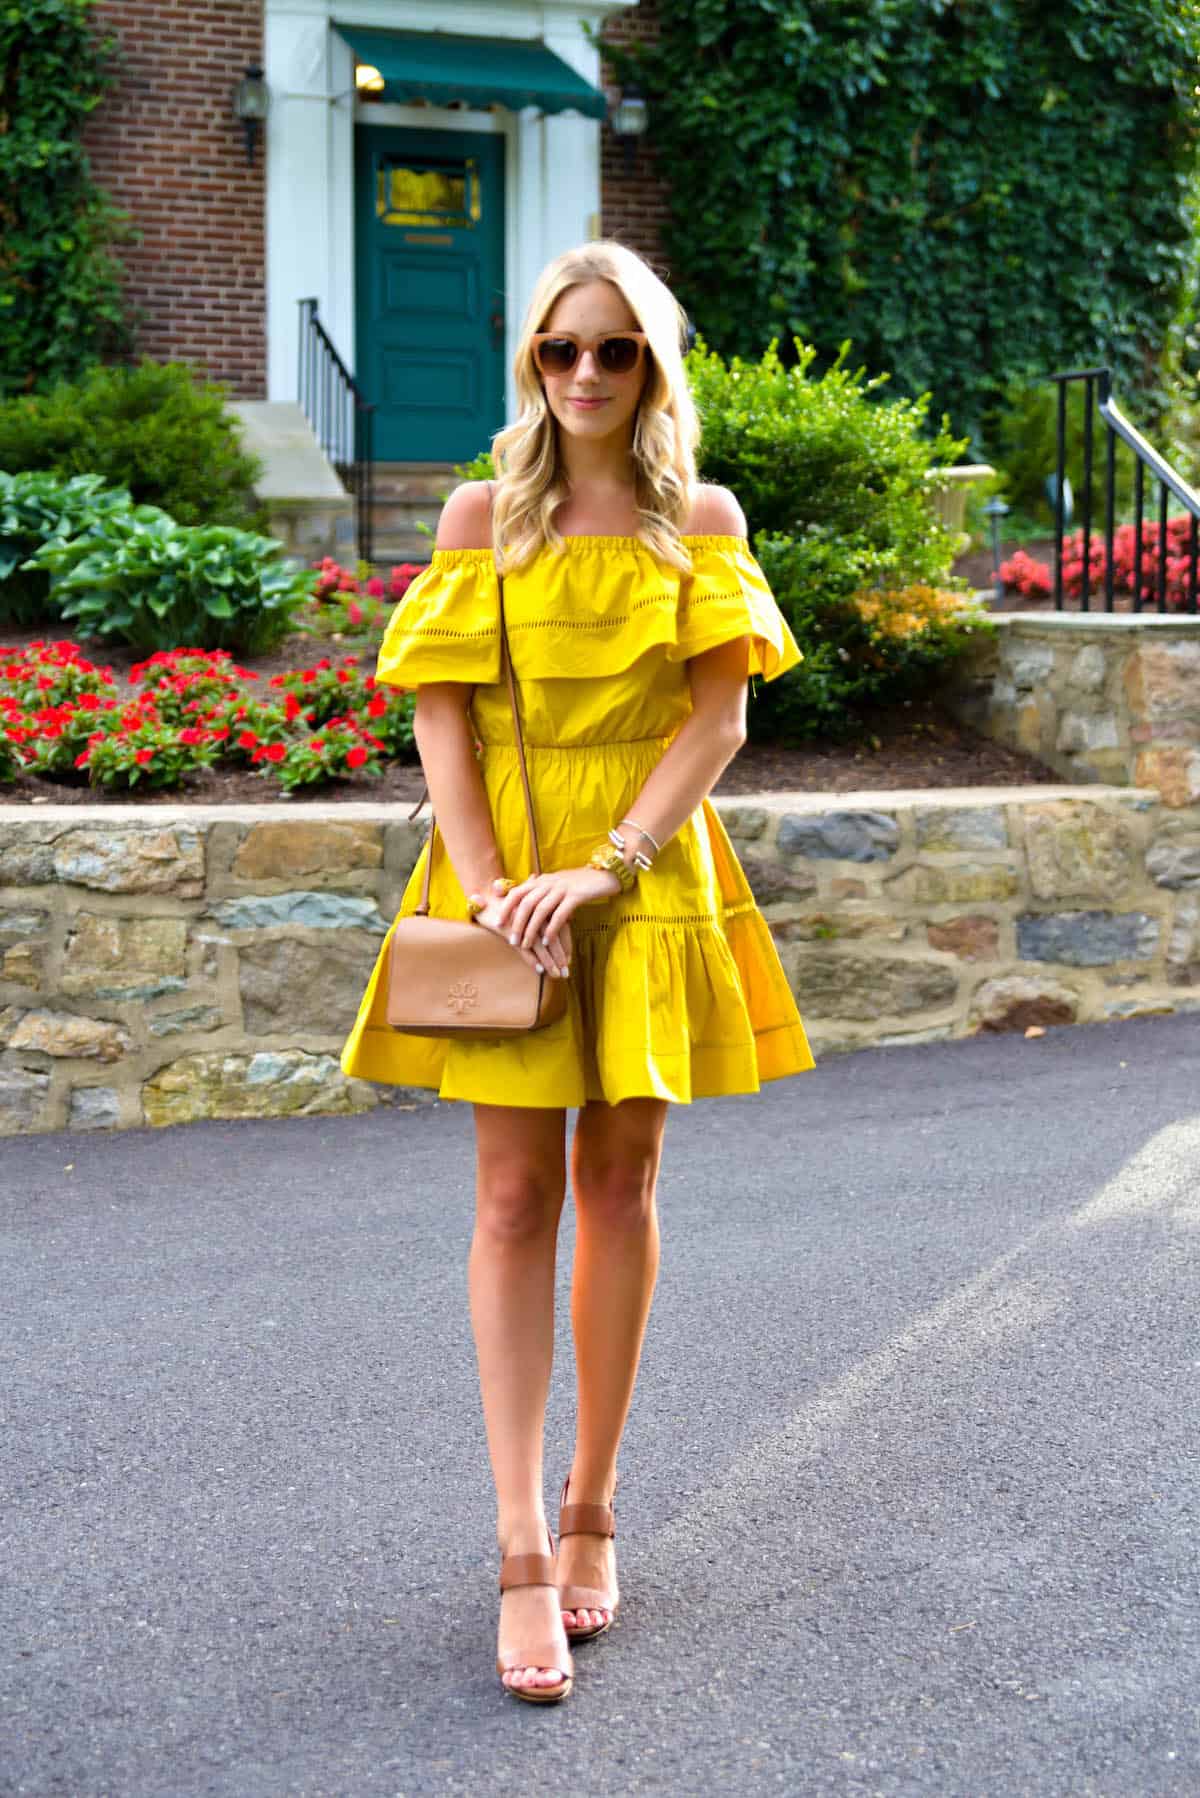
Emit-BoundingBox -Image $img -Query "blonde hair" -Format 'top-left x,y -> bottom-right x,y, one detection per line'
490,241 -> 700,572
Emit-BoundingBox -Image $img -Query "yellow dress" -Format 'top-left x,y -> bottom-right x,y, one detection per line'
339,533 -> 815,1107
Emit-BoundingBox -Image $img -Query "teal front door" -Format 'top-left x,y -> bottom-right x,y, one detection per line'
355,125 -> 506,463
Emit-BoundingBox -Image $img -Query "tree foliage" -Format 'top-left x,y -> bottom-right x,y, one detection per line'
605,0 -> 1200,449
0,0 -> 134,396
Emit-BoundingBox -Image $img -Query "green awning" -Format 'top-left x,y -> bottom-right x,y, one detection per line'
335,25 -> 607,120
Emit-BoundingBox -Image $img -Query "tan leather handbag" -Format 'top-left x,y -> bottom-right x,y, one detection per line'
384,540 -> 569,1041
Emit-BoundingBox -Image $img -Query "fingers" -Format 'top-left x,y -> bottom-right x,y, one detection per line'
503,882 -> 571,960
475,913 -> 545,974
489,881 -> 577,977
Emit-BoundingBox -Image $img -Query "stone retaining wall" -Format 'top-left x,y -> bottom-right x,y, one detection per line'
3,786 -> 1199,1134
948,613 -> 1200,805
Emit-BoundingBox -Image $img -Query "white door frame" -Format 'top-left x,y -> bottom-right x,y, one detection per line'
264,0 -> 633,437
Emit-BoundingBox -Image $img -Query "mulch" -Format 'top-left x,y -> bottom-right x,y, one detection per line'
1,621 -> 1060,807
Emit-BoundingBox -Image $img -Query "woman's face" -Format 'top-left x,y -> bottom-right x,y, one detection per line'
535,279 -> 649,449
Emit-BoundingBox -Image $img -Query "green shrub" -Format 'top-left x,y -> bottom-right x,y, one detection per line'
689,336 -> 985,740
0,470 -> 133,627
692,337 -> 964,557
27,511 -> 313,654
0,361 -> 265,528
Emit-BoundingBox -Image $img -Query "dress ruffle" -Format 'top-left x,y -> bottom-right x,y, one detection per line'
373,535 -> 802,689
339,800 -> 814,1107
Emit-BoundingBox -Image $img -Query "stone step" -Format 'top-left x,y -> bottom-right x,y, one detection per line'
367,533 -> 436,566
371,462 -> 458,501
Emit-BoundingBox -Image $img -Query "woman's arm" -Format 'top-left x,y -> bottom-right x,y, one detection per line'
410,485 -> 567,974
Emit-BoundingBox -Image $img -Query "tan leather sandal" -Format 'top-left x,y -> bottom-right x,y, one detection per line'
558,1475 -> 619,1644
496,1533 -> 574,1704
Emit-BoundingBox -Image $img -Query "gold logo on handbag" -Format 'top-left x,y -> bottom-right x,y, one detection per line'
383,481 -> 569,1042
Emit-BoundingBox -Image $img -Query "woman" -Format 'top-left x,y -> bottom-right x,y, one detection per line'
340,241 -> 814,1704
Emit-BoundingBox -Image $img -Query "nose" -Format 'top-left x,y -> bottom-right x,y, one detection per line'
575,348 -> 602,382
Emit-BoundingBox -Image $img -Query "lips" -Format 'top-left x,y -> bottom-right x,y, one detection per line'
568,397 -> 608,408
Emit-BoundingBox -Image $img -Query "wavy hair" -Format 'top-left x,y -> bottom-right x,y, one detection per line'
490,241 -> 700,573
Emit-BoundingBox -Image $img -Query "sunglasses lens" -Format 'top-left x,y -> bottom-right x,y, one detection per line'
536,338 -> 578,375
598,337 -> 641,374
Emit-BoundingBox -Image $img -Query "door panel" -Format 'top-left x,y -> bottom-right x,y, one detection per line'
355,125 -> 505,464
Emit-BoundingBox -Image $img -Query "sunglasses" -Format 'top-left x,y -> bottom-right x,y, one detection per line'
530,331 -> 648,378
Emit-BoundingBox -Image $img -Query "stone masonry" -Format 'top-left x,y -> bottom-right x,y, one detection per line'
948,614 -> 1200,807
2,785 -> 1199,1135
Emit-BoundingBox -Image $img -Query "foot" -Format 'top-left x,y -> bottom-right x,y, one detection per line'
556,1500 -> 619,1636
497,1535 -> 573,1695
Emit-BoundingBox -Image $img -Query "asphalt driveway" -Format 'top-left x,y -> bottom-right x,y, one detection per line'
3,1014 -> 1199,1797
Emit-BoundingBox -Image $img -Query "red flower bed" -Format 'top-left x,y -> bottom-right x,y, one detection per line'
0,639 -> 413,793
310,558 -> 424,629
1001,515 -> 1200,609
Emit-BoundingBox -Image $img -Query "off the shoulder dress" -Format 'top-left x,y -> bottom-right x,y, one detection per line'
339,534 -> 815,1107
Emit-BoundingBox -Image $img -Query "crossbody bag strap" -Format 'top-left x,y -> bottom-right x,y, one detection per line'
415,480 -> 542,915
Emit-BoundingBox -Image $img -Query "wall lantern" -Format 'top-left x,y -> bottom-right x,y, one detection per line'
610,85 -> 648,176
355,63 -> 386,96
233,65 -> 270,166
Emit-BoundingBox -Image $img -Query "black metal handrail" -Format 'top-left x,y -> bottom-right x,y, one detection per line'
297,297 -> 376,566
1052,366 -> 1200,614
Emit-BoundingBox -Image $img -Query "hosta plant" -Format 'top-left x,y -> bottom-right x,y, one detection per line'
0,471 -> 134,627
26,511 -> 313,653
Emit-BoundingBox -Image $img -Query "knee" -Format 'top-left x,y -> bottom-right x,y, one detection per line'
575,1154 -> 658,1233
476,1167 -> 563,1248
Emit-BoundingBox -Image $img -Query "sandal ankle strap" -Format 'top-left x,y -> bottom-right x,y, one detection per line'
499,1551 -> 557,1592
559,1502 -> 615,1539
558,1475 -> 616,1540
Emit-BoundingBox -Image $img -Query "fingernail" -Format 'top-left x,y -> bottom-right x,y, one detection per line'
535,962 -> 545,974
509,934 -> 518,946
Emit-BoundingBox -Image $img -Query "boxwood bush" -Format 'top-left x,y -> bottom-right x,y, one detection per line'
689,336 -> 990,741
0,360 -> 265,530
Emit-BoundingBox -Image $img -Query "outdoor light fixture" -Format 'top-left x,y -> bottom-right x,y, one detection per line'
355,62 -> 386,96
985,496 -> 1011,601
233,65 -> 269,165
610,85 -> 648,176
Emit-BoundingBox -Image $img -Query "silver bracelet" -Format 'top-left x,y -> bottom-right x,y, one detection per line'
617,817 -> 662,855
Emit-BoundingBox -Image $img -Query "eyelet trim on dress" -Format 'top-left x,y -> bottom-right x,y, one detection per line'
507,591 -> 673,633
383,623 -> 496,641
573,903 -> 757,931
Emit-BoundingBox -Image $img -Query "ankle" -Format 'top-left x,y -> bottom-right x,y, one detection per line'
565,1465 -> 617,1509
497,1513 -> 552,1559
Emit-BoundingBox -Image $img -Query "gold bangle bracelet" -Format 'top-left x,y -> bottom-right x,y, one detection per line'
588,842 -> 637,892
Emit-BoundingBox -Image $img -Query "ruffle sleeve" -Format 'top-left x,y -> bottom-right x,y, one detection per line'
373,549 -> 500,690
669,536 -> 802,681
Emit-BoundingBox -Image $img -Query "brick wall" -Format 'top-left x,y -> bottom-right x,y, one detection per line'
82,1 -> 267,396
599,0 -> 671,274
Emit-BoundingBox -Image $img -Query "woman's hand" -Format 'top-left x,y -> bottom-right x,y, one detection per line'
467,874 -> 581,978
489,866 -> 623,971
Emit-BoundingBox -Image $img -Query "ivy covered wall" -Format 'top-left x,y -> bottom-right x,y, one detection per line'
607,0 -> 1200,447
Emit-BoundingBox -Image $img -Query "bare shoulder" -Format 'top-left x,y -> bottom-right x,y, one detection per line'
684,483 -> 747,538
435,480 -> 493,551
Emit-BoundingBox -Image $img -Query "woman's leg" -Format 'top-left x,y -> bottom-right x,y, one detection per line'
558,1096 -> 669,1631
470,1101 -> 570,1692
